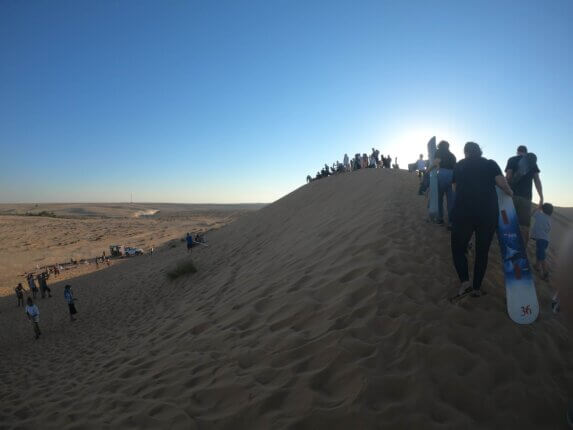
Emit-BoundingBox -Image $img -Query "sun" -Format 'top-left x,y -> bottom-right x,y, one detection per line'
383,127 -> 464,166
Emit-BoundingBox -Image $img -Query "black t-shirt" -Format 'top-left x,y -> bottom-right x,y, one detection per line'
505,154 -> 540,200
435,148 -> 457,170
452,157 -> 502,223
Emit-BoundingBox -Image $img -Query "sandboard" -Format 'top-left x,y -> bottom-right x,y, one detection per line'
427,137 -> 439,220
496,187 -> 539,324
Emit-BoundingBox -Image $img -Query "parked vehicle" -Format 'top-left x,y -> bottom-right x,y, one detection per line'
124,247 -> 144,256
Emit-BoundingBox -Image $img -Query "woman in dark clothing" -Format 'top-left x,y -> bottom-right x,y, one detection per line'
450,142 -> 513,296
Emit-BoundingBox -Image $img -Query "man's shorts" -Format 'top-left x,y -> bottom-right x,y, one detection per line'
535,239 -> 549,261
512,196 -> 532,227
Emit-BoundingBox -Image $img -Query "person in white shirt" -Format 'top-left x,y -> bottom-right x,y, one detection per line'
25,297 -> 41,339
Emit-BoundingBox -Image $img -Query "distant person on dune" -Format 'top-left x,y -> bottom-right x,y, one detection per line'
25,297 -> 41,340
38,272 -> 52,299
64,285 -> 77,322
27,274 -> 38,299
186,233 -> 194,252
450,142 -> 513,297
15,283 -> 24,307
427,140 -> 457,227
416,154 -> 426,180
505,145 -> 543,245
354,154 -> 361,170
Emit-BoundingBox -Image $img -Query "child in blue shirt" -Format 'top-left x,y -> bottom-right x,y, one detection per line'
531,203 -> 553,281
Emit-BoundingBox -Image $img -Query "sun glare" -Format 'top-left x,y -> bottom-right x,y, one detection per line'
384,127 -> 464,167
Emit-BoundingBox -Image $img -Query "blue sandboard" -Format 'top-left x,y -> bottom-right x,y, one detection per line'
496,187 -> 539,324
427,137 -> 439,220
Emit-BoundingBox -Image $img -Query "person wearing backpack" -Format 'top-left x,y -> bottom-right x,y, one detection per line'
427,140 -> 457,227
505,145 -> 544,245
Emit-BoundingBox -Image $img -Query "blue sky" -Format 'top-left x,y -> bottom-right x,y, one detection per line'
1,0 -> 572,205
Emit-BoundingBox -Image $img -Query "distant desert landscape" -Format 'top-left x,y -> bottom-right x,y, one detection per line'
0,203 -> 263,296
1,169 -> 572,429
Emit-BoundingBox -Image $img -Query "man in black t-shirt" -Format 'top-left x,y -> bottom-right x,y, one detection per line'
450,142 -> 514,296
427,140 -> 457,226
505,145 -> 543,244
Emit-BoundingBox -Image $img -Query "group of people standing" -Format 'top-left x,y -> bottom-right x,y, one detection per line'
15,274 -> 78,339
307,148 -> 398,182
418,141 -> 552,299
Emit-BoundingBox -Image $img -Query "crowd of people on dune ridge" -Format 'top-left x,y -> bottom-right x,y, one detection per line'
306,148 -> 399,182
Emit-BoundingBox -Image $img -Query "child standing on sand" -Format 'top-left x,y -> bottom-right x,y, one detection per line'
25,297 -> 41,339
64,285 -> 77,322
531,203 -> 553,280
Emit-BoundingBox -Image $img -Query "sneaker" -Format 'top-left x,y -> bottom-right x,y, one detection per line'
470,289 -> 482,298
458,281 -> 471,296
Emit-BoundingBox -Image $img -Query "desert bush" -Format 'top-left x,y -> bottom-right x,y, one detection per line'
167,260 -> 197,280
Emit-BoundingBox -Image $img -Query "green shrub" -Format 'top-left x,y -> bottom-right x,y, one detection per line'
167,260 -> 197,280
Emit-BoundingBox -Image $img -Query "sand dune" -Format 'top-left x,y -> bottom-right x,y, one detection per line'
1,169 -> 572,429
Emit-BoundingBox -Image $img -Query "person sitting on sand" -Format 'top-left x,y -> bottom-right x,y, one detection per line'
25,297 -> 41,340
27,274 -> 38,299
15,283 -> 25,307
64,285 -> 78,322
531,203 -> 553,282
450,142 -> 514,297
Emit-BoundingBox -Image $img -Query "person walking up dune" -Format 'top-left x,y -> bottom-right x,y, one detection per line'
505,145 -> 543,245
15,283 -> 24,307
38,272 -> 52,298
27,274 -> 38,299
427,140 -> 457,227
64,285 -> 78,322
25,297 -> 41,340
450,142 -> 513,297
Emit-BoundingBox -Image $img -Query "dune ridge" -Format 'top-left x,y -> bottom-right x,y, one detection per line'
1,168 -> 572,429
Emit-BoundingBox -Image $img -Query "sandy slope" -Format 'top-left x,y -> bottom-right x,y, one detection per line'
1,169 -> 572,429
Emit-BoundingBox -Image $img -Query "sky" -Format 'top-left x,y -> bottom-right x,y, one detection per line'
1,0 -> 572,205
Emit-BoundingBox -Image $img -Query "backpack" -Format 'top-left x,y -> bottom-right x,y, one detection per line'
511,153 -> 537,186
